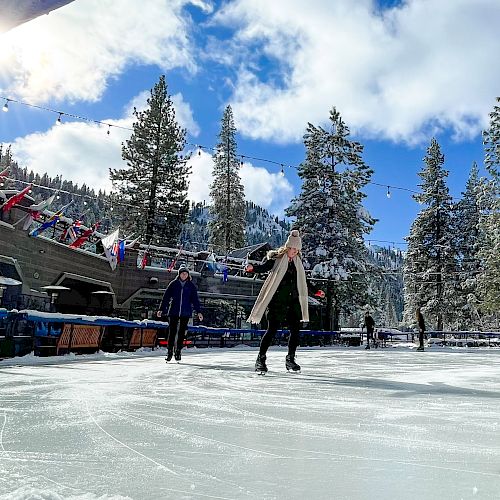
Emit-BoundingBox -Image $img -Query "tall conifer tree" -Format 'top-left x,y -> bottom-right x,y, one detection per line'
403,138 -> 456,331
478,97 -> 500,315
453,162 -> 482,329
287,107 -> 376,330
208,105 -> 246,253
110,75 -> 190,245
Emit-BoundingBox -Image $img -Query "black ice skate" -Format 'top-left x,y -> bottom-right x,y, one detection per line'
285,355 -> 300,372
255,353 -> 268,374
416,346 -> 425,352
165,350 -> 173,362
174,350 -> 182,362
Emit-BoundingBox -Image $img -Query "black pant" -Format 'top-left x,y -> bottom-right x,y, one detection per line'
259,301 -> 301,357
367,328 -> 374,346
419,328 -> 425,348
168,316 -> 189,352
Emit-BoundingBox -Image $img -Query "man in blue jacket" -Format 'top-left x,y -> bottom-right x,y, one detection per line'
157,265 -> 203,362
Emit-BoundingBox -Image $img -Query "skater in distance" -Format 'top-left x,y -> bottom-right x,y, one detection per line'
416,307 -> 425,352
157,265 -> 203,362
363,311 -> 375,349
245,229 -> 323,373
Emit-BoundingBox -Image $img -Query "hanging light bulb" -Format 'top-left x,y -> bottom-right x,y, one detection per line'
198,147 -> 201,156
386,186 -> 391,198
56,113 -> 63,125
2,100 -> 9,112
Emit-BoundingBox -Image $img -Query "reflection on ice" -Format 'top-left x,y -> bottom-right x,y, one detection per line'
1,346 -> 499,499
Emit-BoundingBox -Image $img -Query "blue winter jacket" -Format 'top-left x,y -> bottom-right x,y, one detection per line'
159,278 -> 202,318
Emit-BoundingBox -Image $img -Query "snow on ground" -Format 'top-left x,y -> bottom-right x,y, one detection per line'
1,346 -> 499,500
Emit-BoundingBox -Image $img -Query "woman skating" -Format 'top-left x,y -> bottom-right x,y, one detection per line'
245,230 -> 310,373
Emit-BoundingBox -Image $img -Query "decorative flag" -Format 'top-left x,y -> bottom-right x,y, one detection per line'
206,251 -> 216,273
1,184 -> 31,212
118,240 -> 125,263
29,201 -> 72,237
0,168 -> 8,202
20,193 -> 58,232
242,252 -> 250,272
125,237 -> 139,249
167,245 -> 183,272
69,223 -> 98,249
221,256 -> 229,283
28,193 -> 56,212
101,228 -> 120,270
22,212 -> 40,231
60,219 -> 82,243
30,212 -> 61,236
140,250 -> 148,269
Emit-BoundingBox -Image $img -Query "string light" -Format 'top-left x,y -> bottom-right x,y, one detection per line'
0,94 -> 463,202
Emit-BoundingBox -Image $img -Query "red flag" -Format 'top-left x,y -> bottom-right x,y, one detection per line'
69,223 -> 98,249
141,250 -> 148,269
167,245 -> 183,272
2,184 -> 32,212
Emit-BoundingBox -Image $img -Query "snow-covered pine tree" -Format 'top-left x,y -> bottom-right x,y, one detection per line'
368,246 -> 404,327
287,107 -> 376,330
109,75 -> 190,246
208,105 -> 246,253
453,162 -> 482,329
403,138 -> 457,331
477,97 -> 500,316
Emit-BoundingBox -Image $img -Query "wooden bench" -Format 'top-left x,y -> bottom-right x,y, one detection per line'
128,328 -> 157,350
56,324 -> 103,355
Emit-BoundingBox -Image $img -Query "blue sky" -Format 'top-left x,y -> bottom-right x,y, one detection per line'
0,0 -> 498,249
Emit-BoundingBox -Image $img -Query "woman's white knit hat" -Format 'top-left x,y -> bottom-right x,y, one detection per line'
285,229 -> 302,250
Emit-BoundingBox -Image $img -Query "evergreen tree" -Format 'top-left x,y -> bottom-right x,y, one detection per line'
208,105 -> 246,253
287,107 -> 376,330
403,138 -> 457,331
453,162 -> 482,329
110,75 -> 190,246
477,97 -> 500,316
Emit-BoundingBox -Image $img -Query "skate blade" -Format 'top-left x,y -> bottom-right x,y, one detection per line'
255,370 -> 267,375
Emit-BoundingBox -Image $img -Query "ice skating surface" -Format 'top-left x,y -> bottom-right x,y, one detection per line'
1,346 -> 499,500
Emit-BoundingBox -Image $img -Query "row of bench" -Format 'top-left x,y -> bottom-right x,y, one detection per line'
34,324 -> 159,356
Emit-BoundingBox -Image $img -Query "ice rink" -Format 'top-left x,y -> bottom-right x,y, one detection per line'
1,346 -> 499,500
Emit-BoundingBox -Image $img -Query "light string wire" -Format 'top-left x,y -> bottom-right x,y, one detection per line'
0,94 -> 455,201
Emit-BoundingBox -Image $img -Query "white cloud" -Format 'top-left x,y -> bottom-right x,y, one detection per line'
187,151 -> 294,216
9,101 -> 291,216
0,0 -> 209,103
9,91 -> 200,194
172,93 -> 200,137
11,120 -> 127,194
211,0 -> 500,144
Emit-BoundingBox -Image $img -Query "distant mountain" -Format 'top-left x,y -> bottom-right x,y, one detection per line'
180,201 -> 290,252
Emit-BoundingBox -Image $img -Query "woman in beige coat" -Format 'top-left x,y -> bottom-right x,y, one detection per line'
245,230 -> 309,373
